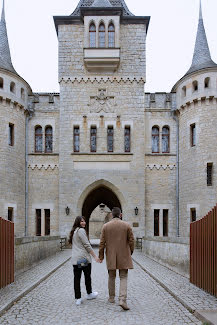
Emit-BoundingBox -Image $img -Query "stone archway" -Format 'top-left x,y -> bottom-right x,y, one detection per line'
81,185 -> 122,234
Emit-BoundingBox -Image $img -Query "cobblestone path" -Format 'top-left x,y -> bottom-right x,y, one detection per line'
0,259 -> 202,325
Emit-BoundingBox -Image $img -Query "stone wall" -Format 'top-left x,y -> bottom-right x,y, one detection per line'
15,236 -> 60,272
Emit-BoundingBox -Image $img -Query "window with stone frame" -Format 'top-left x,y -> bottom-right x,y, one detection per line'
90,126 -> 97,152
0,77 -> 4,89
45,126 -> 53,153
8,207 -> 13,222
45,209 -> 50,236
89,23 -> 96,48
107,126 -> 114,152
204,77 -> 210,88
99,23 -> 105,48
36,209 -> 41,236
35,126 -> 43,153
192,80 -> 198,92
10,81 -> 15,93
207,163 -> 213,186
190,208 -> 196,222
152,126 -> 159,153
162,126 -> 170,153
163,209 -> 168,236
190,123 -> 196,147
73,126 -> 80,152
124,126 -> 131,152
108,22 -> 115,47
9,123 -> 14,146
154,209 -> 160,236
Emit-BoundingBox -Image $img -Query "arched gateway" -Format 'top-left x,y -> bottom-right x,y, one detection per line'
78,180 -> 123,233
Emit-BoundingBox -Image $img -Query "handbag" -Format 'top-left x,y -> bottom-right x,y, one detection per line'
77,258 -> 88,268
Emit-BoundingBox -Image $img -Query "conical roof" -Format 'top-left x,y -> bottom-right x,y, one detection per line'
71,0 -> 134,16
185,0 -> 217,76
92,0 -> 112,7
0,0 -> 17,75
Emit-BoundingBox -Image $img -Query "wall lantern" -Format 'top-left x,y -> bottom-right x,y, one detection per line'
65,206 -> 70,215
134,207 -> 139,216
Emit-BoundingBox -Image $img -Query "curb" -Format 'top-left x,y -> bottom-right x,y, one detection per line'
0,256 -> 71,317
133,258 -> 212,325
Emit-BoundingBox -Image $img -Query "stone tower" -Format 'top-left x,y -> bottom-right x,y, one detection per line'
0,1 -> 31,236
172,1 -> 217,236
54,0 -> 150,236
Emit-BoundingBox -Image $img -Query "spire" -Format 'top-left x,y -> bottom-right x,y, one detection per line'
92,0 -> 112,7
0,0 -> 17,75
186,0 -> 217,76
71,0 -> 134,17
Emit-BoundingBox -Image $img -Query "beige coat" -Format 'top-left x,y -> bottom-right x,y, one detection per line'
99,218 -> 134,270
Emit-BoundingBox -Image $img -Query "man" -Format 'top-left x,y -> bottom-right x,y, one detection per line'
99,207 -> 134,310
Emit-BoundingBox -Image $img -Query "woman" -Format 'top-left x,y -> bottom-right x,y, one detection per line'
69,216 -> 100,306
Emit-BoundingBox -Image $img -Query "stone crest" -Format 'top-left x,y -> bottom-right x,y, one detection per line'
88,89 -> 116,113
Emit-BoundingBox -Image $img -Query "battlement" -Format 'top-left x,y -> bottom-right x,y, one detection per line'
145,92 -> 176,110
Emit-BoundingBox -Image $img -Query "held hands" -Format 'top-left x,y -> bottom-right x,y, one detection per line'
94,257 -> 101,263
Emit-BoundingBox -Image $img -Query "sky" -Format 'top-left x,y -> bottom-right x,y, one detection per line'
3,0 -> 217,93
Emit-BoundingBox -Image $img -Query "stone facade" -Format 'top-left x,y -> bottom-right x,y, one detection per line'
0,0 -> 217,267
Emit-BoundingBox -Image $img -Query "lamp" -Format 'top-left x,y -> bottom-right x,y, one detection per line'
65,206 -> 70,215
134,207 -> 139,216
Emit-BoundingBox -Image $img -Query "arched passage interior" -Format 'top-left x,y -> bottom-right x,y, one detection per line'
82,185 -> 122,233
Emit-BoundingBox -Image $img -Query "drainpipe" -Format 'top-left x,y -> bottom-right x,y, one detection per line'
25,104 -> 33,237
173,112 -> 180,237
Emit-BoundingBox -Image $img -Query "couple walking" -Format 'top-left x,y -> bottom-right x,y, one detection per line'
69,207 -> 135,310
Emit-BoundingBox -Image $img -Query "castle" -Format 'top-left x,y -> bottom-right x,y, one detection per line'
0,0 -> 216,271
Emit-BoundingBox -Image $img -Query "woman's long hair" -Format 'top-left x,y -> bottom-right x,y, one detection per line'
68,216 -> 84,244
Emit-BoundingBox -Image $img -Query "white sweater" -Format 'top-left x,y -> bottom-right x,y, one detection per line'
71,228 -> 93,265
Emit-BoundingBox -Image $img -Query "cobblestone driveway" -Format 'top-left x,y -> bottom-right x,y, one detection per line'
0,259 -> 202,325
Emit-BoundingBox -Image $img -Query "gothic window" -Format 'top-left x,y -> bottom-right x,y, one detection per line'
89,23 -> 96,48
35,126 -> 43,153
36,209 -> 41,236
73,126 -> 80,152
204,77 -> 210,88
108,23 -> 115,47
0,77 -> 3,89
90,126 -> 97,152
154,209 -> 159,236
124,126 -> 131,152
163,209 -> 168,236
192,80 -> 198,92
162,126 -> 170,153
9,123 -> 14,146
152,126 -> 159,153
99,23 -> 105,48
10,82 -> 15,93
190,123 -> 196,147
45,126 -> 53,153
207,163 -> 213,186
107,126 -> 114,152
45,209 -> 50,236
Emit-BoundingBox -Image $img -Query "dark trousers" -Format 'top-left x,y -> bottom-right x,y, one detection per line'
73,263 -> 92,299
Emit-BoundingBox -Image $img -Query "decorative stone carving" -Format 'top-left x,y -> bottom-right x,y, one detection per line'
88,88 -> 116,113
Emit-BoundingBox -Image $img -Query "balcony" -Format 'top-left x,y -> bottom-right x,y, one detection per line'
84,48 -> 120,72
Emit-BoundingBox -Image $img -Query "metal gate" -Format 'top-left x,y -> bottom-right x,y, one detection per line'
190,205 -> 217,297
0,217 -> 14,289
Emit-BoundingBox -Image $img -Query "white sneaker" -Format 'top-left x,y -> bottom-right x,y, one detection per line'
75,298 -> 82,306
87,292 -> 98,300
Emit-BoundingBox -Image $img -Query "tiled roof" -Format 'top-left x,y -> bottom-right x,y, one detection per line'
71,0 -> 134,16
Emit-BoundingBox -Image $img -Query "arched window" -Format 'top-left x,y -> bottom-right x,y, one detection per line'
73,126 -> 80,152
192,80 -> 198,92
0,77 -> 4,89
21,88 -> 25,100
107,126 -> 114,152
10,82 -> 15,93
162,126 -> 170,153
204,77 -> 210,88
99,23 -> 105,48
108,23 -> 115,48
45,126 -> 53,153
152,126 -> 159,153
124,126 -> 131,152
90,126 -> 97,152
89,23 -> 96,48
35,126 -> 43,153
182,86 -> 186,97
